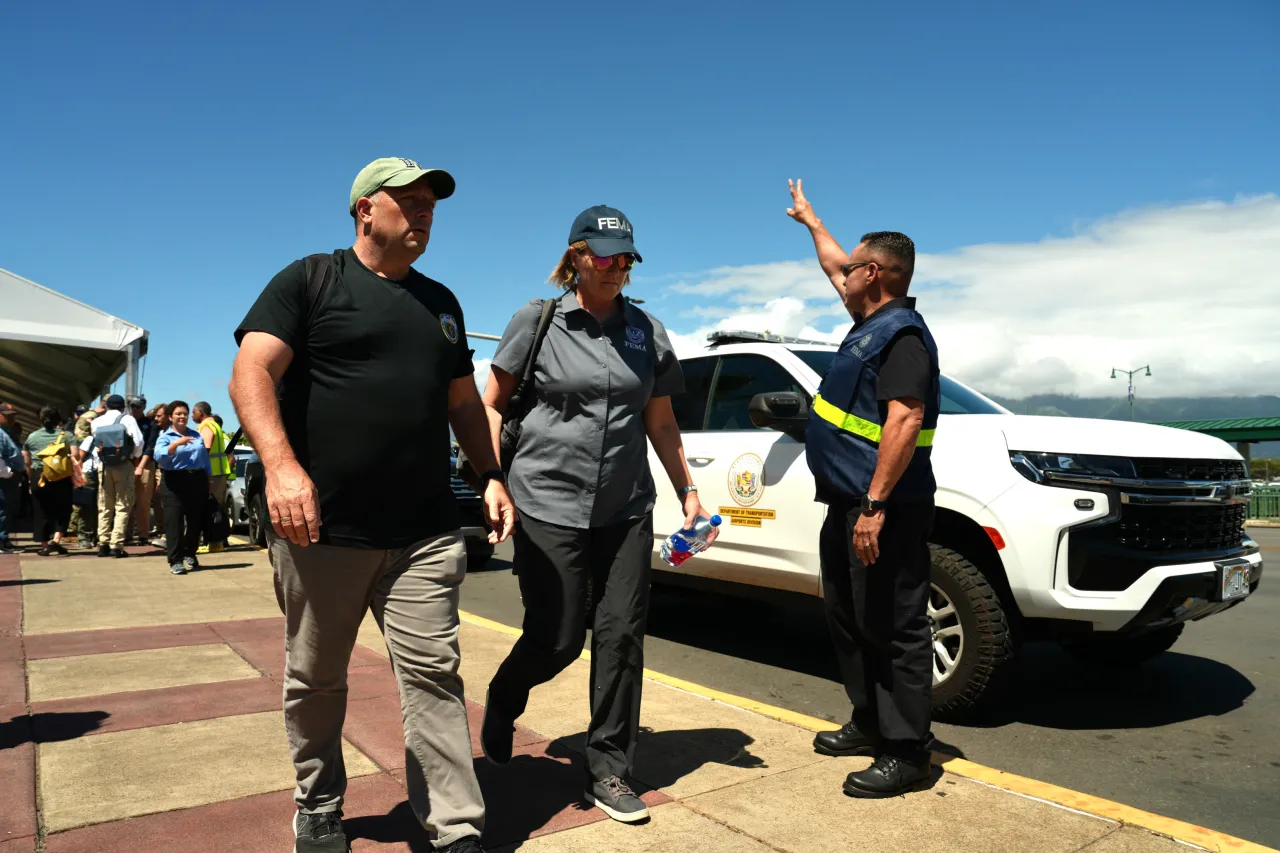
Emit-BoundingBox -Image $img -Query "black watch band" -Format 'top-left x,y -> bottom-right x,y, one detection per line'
481,469 -> 506,485
860,494 -> 888,513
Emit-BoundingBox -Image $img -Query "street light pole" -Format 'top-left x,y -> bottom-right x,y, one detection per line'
1110,365 -> 1151,421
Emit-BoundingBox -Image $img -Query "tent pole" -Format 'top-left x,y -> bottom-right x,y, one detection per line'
125,339 -> 141,398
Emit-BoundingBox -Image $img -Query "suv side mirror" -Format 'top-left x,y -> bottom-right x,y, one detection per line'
749,391 -> 809,439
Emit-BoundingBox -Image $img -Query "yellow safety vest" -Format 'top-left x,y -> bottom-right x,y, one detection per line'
201,418 -> 232,478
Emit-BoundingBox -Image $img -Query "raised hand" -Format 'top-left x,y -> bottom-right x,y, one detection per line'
786,178 -> 820,228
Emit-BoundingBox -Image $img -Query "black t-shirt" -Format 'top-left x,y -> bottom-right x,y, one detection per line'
877,330 -> 933,405
235,249 -> 473,549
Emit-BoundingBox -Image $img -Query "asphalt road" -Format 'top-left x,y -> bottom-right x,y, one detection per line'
460,527 -> 1280,847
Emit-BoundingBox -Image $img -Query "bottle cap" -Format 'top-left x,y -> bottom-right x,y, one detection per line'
709,515 -> 722,526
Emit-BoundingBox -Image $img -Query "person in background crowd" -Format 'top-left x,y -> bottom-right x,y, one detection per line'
148,404 -> 171,545
74,431 -> 101,548
192,401 -> 231,552
480,205 -> 711,825
22,406 -> 74,557
212,414 -> 224,428
68,399 -> 104,544
86,394 -> 144,558
788,179 -> 941,798
74,397 -> 105,443
0,404 -> 28,534
129,396 -> 158,546
0,404 -> 23,554
230,156 -> 512,853
154,401 -> 211,575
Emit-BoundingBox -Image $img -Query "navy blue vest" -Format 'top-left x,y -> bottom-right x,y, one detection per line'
806,299 -> 941,503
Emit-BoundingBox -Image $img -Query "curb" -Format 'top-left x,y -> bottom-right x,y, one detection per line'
457,609 -> 1277,853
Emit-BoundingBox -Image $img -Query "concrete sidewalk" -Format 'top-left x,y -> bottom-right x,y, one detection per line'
0,542 -> 1263,852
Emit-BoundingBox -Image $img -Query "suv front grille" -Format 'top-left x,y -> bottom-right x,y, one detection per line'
1130,458 -> 1247,482
1114,503 -> 1247,552
1066,457 -> 1250,592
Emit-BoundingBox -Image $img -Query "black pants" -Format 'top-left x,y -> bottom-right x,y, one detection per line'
820,499 -> 935,760
32,478 -> 73,542
160,469 -> 208,565
488,512 -> 653,781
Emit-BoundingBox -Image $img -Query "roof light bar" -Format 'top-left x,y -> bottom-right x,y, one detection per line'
707,330 -> 834,347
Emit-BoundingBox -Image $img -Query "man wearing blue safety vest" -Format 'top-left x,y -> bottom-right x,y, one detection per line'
787,179 -> 941,798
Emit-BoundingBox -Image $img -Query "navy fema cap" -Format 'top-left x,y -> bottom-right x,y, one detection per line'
568,205 -> 642,263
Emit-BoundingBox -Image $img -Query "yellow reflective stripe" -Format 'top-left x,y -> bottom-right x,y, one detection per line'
813,394 -> 882,443
813,394 -> 936,447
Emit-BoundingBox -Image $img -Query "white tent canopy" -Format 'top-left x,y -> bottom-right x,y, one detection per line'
0,267 -> 148,433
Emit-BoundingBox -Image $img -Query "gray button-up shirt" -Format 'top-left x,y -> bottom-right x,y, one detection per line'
493,291 -> 683,529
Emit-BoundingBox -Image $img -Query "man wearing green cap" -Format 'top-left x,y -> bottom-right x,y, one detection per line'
231,157 -> 511,853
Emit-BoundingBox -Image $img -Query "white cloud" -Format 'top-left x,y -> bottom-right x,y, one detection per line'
473,358 -> 491,393
663,196 -> 1280,398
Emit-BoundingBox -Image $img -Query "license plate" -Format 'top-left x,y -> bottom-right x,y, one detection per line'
1215,559 -> 1252,602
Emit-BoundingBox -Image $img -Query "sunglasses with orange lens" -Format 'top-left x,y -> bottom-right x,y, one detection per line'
589,253 -> 637,271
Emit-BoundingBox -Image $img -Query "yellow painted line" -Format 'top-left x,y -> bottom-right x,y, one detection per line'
457,609 -> 1275,853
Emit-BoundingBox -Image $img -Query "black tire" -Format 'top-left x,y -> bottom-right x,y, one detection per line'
930,545 -> 1016,721
1065,624 -> 1184,665
248,492 -> 269,548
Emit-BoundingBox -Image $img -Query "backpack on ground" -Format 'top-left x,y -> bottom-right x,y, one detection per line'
95,419 -> 135,465
37,432 -> 74,485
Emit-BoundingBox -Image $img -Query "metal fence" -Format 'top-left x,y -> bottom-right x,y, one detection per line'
1250,486 -> 1280,520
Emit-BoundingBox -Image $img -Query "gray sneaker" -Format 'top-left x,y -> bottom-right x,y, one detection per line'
170,563 -> 186,575
293,810 -> 349,852
182,557 -> 197,573
585,775 -> 649,823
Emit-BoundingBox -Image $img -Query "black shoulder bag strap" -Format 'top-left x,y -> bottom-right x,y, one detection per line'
225,251 -> 339,458
507,298 -> 558,418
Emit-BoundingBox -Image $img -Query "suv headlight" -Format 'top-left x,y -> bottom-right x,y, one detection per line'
1009,451 -> 1137,484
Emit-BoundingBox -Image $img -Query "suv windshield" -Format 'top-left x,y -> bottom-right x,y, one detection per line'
791,349 -> 1004,415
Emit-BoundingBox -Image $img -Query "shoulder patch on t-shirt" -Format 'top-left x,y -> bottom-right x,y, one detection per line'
440,313 -> 459,344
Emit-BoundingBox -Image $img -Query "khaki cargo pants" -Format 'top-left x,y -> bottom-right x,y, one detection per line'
97,463 -> 135,548
269,530 -> 483,846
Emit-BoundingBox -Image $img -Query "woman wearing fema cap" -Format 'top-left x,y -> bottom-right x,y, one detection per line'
477,205 -> 715,823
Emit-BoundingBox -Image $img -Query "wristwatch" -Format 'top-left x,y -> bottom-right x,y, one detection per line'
860,494 -> 888,514
678,485 -> 699,498
481,469 -> 507,486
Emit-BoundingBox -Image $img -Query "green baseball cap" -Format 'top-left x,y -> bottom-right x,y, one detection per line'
349,157 -> 456,214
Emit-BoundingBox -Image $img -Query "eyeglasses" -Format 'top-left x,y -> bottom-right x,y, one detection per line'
840,260 -> 901,276
589,253 -> 637,271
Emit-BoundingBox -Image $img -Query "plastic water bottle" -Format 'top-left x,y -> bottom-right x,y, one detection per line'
660,515 -> 723,567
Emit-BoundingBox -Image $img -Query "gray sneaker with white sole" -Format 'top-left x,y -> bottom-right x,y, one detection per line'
585,775 -> 649,823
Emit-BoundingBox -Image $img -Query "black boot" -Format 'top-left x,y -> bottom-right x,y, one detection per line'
843,753 -> 932,798
813,721 -> 880,757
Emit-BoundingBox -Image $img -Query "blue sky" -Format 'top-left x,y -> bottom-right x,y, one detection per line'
4,1 -> 1278,429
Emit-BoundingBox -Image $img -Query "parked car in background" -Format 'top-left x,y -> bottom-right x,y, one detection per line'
228,449 -> 256,532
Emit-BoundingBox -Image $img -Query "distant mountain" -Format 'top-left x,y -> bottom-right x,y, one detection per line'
984,394 -> 1280,457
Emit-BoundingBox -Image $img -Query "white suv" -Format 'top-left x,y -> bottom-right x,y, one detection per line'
647,332 -> 1264,718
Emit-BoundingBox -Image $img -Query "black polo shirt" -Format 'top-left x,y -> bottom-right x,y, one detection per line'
866,298 -> 933,406
235,249 -> 473,549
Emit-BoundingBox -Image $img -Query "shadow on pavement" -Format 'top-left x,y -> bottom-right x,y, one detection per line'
344,801 -> 433,852
964,643 -> 1255,730
646,585 -> 1256,732
628,725 -> 766,789
1,711 -> 110,749
0,578 -> 58,586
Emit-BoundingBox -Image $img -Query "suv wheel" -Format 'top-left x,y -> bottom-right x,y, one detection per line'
930,545 -> 1015,720
1065,624 -> 1184,665
248,492 -> 269,548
